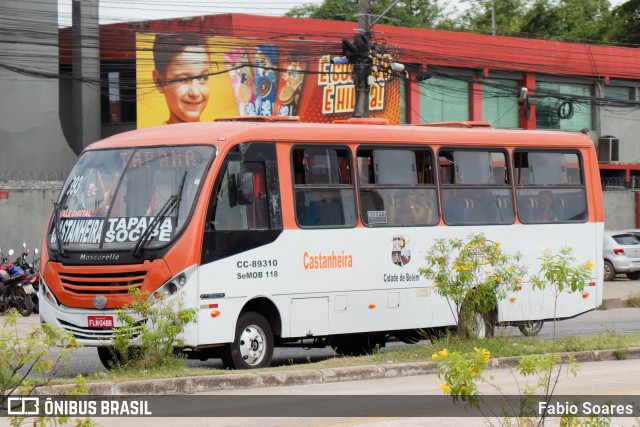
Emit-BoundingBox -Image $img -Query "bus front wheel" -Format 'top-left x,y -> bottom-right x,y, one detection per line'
222,312 -> 274,369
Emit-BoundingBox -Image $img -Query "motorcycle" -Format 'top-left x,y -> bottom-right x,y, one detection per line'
14,243 -> 40,314
0,247 -> 34,317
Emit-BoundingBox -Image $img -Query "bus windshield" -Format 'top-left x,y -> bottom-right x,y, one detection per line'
50,145 -> 215,252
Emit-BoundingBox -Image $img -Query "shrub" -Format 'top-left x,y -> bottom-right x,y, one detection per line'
1,312 -> 92,426
109,287 -> 197,370
419,233 -> 527,338
430,244 -> 605,426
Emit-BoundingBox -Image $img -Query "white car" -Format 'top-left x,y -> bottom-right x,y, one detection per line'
603,230 -> 640,281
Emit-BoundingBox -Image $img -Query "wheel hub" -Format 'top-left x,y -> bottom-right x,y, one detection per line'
238,325 -> 266,365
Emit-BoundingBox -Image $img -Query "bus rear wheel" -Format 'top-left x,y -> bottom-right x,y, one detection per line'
468,311 -> 495,339
222,312 -> 274,369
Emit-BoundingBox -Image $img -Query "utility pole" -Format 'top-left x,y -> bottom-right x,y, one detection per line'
353,0 -> 371,118
343,0 -> 401,118
491,0 -> 496,36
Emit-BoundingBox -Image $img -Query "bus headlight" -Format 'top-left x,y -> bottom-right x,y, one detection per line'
151,266 -> 195,300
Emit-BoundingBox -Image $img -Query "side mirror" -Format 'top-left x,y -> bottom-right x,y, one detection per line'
237,172 -> 254,205
8,249 -> 14,257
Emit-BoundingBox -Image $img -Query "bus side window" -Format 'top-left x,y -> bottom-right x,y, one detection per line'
515,151 -> 587,224
292,146 -> 356,228
358,147 -> 438,227
440,149 -> 514,225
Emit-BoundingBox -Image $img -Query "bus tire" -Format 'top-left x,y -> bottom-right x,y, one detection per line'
222,312 -> 274,369
469,310 -> 495,339
518,320 -> 544,336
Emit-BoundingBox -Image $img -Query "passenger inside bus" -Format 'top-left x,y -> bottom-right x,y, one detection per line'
394,191 -> 431,225
535,189 -> 558,221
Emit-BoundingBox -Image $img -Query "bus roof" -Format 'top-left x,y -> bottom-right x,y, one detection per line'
87,120 -> 595,152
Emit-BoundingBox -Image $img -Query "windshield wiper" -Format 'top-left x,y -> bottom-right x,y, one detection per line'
132,172 -> 188,257
53,202 -> 67,258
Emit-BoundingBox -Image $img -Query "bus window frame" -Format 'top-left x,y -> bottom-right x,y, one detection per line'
290,144 -> 357,229
438,146 -> 516,226
356,145 -> 439,227
513,148 -> 588,224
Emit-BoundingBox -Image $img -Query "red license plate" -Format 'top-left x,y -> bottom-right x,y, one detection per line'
88,315 -> 114,329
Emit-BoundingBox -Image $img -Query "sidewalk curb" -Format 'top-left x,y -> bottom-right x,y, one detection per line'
32,347 -> 640,396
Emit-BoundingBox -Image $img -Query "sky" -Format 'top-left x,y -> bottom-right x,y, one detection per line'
57,0 -> 325,27
58,0 -> 627,27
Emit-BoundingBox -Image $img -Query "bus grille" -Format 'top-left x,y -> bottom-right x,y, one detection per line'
59,271 -> 146,295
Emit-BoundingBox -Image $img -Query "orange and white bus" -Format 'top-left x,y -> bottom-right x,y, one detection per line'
40,117 -> 603,369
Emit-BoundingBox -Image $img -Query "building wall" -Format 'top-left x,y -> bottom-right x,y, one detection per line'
0,185 -> 62,255
600,108 -> 640,163
0,0 -> 77,181
603,191 -> 636,230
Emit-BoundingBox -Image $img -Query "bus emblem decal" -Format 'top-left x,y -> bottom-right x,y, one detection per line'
391,235 -> 411,267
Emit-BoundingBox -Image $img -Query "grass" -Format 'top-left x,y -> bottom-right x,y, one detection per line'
73,330 -> 640,385
627,292 -> 640,308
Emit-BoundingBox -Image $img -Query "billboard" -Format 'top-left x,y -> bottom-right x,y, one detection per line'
136,34 -> 401,127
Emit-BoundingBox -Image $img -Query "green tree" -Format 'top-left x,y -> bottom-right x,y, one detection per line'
286,0 -> 445,29
606,0 -> 640,45
459,0 -> 530,35
520,0 -> 613,42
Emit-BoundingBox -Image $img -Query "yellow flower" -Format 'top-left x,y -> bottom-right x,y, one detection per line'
510,297 -> 517,302
432,353 -> 439,359
474,347 -> 491,363
439,384 -> 451,394
439,349 -> 449,357
506,268 -> 513,274
585,260 -> 595,270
